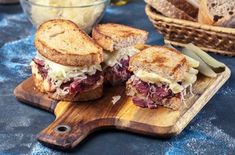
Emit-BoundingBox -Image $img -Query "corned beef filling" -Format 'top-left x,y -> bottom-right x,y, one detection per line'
104,57 -> 132,85
33,58 -> 102,95
32,58 -> 48,79
66,71 -> 102,94
128,77 -> 180,109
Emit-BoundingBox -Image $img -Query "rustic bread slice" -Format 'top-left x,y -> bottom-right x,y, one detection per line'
198,0 -> 235,27
167,0 -> 199,19
35,19 -> 103,67
129,46 -> 189,82
92,23 -> 148,52
145,0 -> 197,21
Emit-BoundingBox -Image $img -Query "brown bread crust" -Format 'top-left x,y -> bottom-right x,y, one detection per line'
129,46 -> 189,82
35,19 -> 103,67
92,23 -> 148,52
167,0 -> 199,19
145,0 -> 197,21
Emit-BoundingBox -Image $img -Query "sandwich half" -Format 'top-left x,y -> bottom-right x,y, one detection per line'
31,19 -> 104,101
126,46 -> 198,110
92,23 -> 148,85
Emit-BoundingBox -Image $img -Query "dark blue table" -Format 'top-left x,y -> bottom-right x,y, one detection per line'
0,1 -> 235,154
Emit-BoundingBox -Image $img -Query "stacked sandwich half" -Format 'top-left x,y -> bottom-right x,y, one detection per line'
126,46 -> 198,110
31,20 -> 104,101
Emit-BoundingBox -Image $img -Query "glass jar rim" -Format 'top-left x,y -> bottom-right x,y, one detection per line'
21,0 -> 110,8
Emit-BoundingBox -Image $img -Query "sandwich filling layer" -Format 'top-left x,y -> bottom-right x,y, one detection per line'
127,69 -> 197,109
103,46 -> 140,85
31,52 -> 103,97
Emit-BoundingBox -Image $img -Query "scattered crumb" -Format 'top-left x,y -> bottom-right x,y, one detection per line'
112,95 -> 121,105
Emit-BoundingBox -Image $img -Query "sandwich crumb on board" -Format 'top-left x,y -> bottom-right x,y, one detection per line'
112,95 -> 121,105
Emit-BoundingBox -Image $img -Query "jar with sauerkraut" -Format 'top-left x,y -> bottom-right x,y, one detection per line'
20,0 -> 110,33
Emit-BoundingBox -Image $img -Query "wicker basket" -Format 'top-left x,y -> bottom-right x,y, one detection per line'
145,5 -> 235,56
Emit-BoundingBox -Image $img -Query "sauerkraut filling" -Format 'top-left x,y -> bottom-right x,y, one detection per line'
31,53 -> 103,96
127,76 -> 179,109
103,46 -> 139,85
103,46 -> 139,67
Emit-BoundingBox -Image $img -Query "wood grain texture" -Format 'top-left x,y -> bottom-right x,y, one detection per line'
14,67 -> 231,150
14,77 -> 57,113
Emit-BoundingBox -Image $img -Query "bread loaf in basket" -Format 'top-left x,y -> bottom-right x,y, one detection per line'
145,4 -> 235,56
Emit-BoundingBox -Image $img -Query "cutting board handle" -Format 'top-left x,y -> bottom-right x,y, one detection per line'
36,101 -> 96,150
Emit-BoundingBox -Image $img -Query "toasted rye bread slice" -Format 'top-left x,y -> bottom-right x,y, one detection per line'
35,19 -> 103,67
92,23 -> 148,52
129,46 -> 189,82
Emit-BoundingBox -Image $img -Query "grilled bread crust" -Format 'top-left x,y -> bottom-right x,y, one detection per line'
129,46 -> 189,82
35,19 -> 103,67
92,23 -> 148,52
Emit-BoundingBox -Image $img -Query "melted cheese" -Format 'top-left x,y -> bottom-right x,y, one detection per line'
134,69 -> 198,94
182,72 -> 197,88
135,70 -> 171,84
103,46 -> 139,67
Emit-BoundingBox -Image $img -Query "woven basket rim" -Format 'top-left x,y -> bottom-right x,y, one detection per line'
145,4 -> 235,35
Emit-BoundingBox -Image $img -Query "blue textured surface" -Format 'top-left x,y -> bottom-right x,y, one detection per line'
0,1 -> 235,155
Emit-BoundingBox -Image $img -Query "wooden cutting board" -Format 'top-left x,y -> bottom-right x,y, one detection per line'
14,67 -> 231,150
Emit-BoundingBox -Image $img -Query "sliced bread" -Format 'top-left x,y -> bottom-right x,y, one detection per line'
145,0 -> 198,21
198,0 -> 235,27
